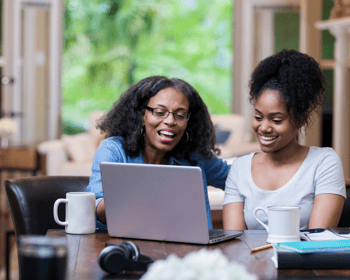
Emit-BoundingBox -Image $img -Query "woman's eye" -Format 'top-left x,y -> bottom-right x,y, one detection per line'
154,110 -> 167,116
175,113 -> 186,119
273,120 -> 282,124
254,116 -> 262,121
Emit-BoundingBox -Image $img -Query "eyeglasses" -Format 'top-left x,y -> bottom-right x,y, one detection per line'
145,106 -> 190,122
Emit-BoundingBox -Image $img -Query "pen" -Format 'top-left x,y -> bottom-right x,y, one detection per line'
250,243 -> 273,253
300,228 -> 325,233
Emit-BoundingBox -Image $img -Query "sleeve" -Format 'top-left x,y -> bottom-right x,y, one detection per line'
314,149 -> 346,198
86,138 -> 127,230
202,155 -> 230,190
223,161 -> 245,205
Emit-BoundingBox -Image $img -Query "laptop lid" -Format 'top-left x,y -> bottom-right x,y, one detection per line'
101,162 -> 238,244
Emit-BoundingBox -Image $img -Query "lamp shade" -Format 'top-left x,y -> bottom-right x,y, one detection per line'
0,117 -> 18,136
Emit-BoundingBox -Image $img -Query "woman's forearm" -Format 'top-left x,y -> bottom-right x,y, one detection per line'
309,194 -> 345,229
96,199 -> 107,224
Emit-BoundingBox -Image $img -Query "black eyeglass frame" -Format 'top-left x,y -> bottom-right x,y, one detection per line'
145,106 -> 191,121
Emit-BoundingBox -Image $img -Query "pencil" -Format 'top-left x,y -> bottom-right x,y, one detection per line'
250,243 -> 273,253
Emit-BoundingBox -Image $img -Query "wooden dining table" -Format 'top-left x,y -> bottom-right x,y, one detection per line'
46,229 -> 350,280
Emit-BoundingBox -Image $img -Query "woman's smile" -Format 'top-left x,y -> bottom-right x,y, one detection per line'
258,134 -> 278,144
158,129 -> 176,141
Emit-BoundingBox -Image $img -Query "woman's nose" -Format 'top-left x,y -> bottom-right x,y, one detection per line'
163,113 -> 176,125
259,120 -> 272,132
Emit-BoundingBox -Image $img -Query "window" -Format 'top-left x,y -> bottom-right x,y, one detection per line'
63,0 -> 233,133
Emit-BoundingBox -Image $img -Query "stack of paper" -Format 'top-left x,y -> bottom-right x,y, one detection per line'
305,228 -> 349,241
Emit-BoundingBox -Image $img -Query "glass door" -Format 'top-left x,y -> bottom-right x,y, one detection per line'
1,0 -> 63,146
0,0 -> 22,146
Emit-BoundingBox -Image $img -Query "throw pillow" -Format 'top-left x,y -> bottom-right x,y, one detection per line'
214,125 -> 231,145
61,133 -> 96,163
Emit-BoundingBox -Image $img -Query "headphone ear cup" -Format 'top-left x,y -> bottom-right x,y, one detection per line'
98,245 -> 129,274
121,241 -> 140,261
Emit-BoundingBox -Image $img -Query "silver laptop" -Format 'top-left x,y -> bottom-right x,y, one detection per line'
100,162 -> 243,244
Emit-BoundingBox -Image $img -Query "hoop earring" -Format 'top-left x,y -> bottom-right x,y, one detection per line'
183,132 -> 189,144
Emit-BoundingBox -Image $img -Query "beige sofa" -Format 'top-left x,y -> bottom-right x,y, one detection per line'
37,112 -> 105,176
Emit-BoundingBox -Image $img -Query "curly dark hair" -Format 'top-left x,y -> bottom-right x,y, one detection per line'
97,76 -> 219,164
249,49 -> 325,128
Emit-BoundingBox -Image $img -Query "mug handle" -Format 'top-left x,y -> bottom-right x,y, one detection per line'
253,207 -> 269,232
53,199 -> 68,226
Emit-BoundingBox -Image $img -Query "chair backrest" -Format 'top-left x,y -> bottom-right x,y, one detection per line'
338,183 -> 350,227
5,176 -> 90,238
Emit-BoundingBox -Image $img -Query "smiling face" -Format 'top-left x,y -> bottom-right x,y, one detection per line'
143,87 -> 190,161
252,89 -> 301,154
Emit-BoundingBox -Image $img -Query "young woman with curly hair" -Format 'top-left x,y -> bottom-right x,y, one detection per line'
87,76 -> 230,230
223,49 -> 346,230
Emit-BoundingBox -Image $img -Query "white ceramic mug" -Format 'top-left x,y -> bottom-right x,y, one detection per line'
253,206 -> 301,243
53,192 -> 96,234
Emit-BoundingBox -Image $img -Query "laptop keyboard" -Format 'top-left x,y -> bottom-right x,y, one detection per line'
209,230 -> 226,239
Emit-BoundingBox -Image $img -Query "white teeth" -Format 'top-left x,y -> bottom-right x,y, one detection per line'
159,131 -> 174,136
260,135 -> 277,141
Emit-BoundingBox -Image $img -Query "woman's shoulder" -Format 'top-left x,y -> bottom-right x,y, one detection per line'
99,136 -> 124,147
307,146 -> 342,166
93,136 -> 139,164
308,146 -> 339,159
233,152 -> 255,163
97,136 -> 126,155
229,152 -> 255,170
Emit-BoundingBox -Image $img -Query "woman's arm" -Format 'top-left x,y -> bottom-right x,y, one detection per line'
204,155 -> 231,190
308,193 -> 345,229
96,199 -> 106,224
223,202 -> 247,230
308,149 -> 346,229
87,137 -> 127,228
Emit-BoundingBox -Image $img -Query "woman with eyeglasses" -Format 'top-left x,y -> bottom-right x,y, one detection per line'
87,76 -> 230,230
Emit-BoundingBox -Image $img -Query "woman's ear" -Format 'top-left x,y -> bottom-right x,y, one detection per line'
297,117 -> 307,130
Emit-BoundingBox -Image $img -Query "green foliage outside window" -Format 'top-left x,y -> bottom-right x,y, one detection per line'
62,0 -> 233,134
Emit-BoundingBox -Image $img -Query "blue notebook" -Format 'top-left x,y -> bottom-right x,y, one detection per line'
277,240 -> 350,254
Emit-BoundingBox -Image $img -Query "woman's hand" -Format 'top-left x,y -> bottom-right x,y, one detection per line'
309,194 -> 345,229
223,202 -> 247,231
96,199 -> 107,224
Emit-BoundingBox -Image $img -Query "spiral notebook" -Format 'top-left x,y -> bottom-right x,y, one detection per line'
100,162 -> 243,244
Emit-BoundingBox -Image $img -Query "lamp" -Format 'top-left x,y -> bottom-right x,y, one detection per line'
0,117 -> 18,149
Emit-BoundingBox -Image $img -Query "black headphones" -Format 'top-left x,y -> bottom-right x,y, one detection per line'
98,241 -> 154,274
